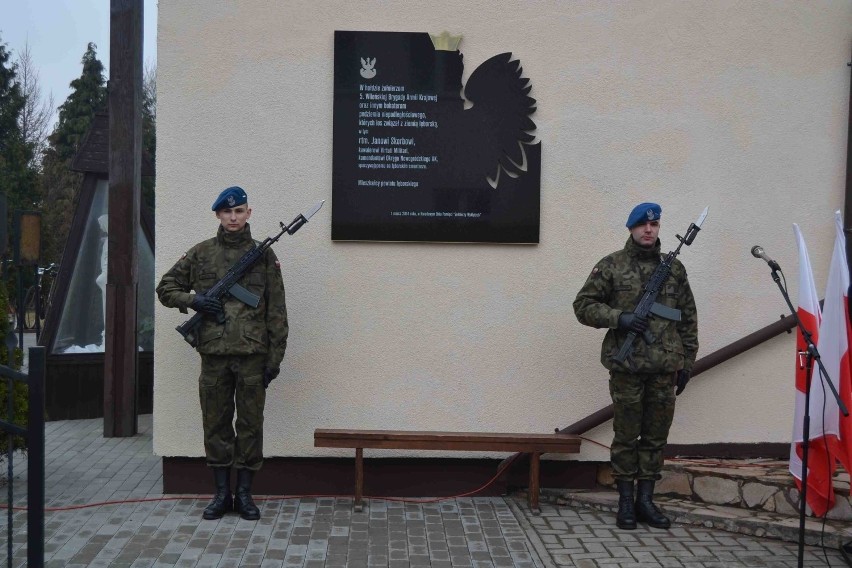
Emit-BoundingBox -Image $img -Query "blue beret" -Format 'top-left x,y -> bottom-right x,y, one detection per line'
626,202 -> 661,229
211,186 -> 248,211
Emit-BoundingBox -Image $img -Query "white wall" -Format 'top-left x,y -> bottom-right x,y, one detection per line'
154,0 -> 852,462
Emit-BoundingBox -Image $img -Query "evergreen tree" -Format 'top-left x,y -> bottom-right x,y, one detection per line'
50,42 -> 106,162
0,36 -> 28,460
0,36 -> 37,220
39,43 -> 107,264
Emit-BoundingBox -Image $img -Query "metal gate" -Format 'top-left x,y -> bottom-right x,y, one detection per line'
1,347 -> 45,568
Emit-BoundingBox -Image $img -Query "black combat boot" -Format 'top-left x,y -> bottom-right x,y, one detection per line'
615,479 -> 637,529
635,479 -> 671,529
234,469 -> 261,520
202,467 -> 233,520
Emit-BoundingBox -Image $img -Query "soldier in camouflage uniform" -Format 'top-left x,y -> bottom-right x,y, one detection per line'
573,202 -> 698,530
157,186 -> 288,521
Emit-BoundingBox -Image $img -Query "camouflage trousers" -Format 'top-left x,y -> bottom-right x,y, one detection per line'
608,371 -> 676,481
199,353 -> 266,471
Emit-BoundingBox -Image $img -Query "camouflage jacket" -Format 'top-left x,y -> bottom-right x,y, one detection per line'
573,236 -> 698,374
156,224 -> 289,368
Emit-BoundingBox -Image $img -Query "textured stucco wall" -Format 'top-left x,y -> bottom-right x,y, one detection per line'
154,0 -> 852,462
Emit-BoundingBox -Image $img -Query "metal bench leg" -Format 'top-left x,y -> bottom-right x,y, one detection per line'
529,452 -> 541,515
355,447 -> 364,512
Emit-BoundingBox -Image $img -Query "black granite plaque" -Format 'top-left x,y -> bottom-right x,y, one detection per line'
332,30 -> 541,243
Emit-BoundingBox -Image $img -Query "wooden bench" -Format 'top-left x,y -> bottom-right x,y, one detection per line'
314,429 -> 582,513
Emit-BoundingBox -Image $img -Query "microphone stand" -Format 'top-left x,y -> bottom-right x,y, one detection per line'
764,263 -> 848,568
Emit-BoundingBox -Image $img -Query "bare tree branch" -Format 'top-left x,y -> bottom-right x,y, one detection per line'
144,58 -> 156,122
16,41 -> 55,170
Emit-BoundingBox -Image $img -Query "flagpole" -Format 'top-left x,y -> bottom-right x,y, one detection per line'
760,262 -> 848,568
844,48 -> 852,274
840,42 -> 852,568
798,347 -> 815,568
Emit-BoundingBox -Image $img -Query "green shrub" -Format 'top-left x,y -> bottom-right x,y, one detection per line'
0,279 -> 26,459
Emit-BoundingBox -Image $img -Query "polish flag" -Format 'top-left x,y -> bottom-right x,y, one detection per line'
789,223 -> 829,515
790,211 -> 852,517
813,212 -> 852,489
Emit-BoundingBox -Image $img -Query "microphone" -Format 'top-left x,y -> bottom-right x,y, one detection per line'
751,245 -> 781,271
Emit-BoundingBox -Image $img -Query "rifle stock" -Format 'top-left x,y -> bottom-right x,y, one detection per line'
176,312 -> 204,348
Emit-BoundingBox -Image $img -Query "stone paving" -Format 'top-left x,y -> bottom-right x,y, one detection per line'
546,487 -> 852,552
516,497 -> 848,567
21,496 -> 543,567
543,456 -> 852,550
0,415 -> 850,567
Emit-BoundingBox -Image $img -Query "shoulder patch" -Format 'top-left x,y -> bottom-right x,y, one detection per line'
180,253 -> 187,260
590,266 -> 600,277
275,260 -> 281,271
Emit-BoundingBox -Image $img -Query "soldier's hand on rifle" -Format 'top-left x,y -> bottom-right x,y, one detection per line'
675,369 -> 691,396
190,293 -> 223,316
263,367 -> 280,389
617,312 -> 649,334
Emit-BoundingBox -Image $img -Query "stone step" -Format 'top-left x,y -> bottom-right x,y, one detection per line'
656,458 -> 851,520
592,458 -> 851,520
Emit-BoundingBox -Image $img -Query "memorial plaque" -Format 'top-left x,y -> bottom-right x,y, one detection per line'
332,31 -> 541,243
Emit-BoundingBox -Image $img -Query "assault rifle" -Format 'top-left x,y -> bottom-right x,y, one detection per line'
176,200 -> 324,347
611,206 -> 708,370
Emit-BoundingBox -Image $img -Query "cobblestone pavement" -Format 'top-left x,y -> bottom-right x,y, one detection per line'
11,497 -> 544,567
510,498 -> 847,567
1,415 -> 850,567
3,416 -> 546,567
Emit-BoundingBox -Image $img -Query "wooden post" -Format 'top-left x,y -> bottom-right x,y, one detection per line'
105,0 -> 143,437
529,452 -> 541,514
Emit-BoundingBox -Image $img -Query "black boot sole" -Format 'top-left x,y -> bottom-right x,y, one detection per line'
235,503 -> 260,521
202,505 -> 234,520
616,520 -> 637,530
641,521 -> 671,529
636,514 -> 670,529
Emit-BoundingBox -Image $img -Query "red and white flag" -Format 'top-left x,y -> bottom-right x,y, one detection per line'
814,212 -> 852,484
789,223 -> 830,514
790,211 -> 852,517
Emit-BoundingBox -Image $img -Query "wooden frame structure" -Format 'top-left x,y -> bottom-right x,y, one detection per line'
37,112 -> 155,420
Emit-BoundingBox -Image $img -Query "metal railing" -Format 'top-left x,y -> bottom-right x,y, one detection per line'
1,347 -> 45,568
